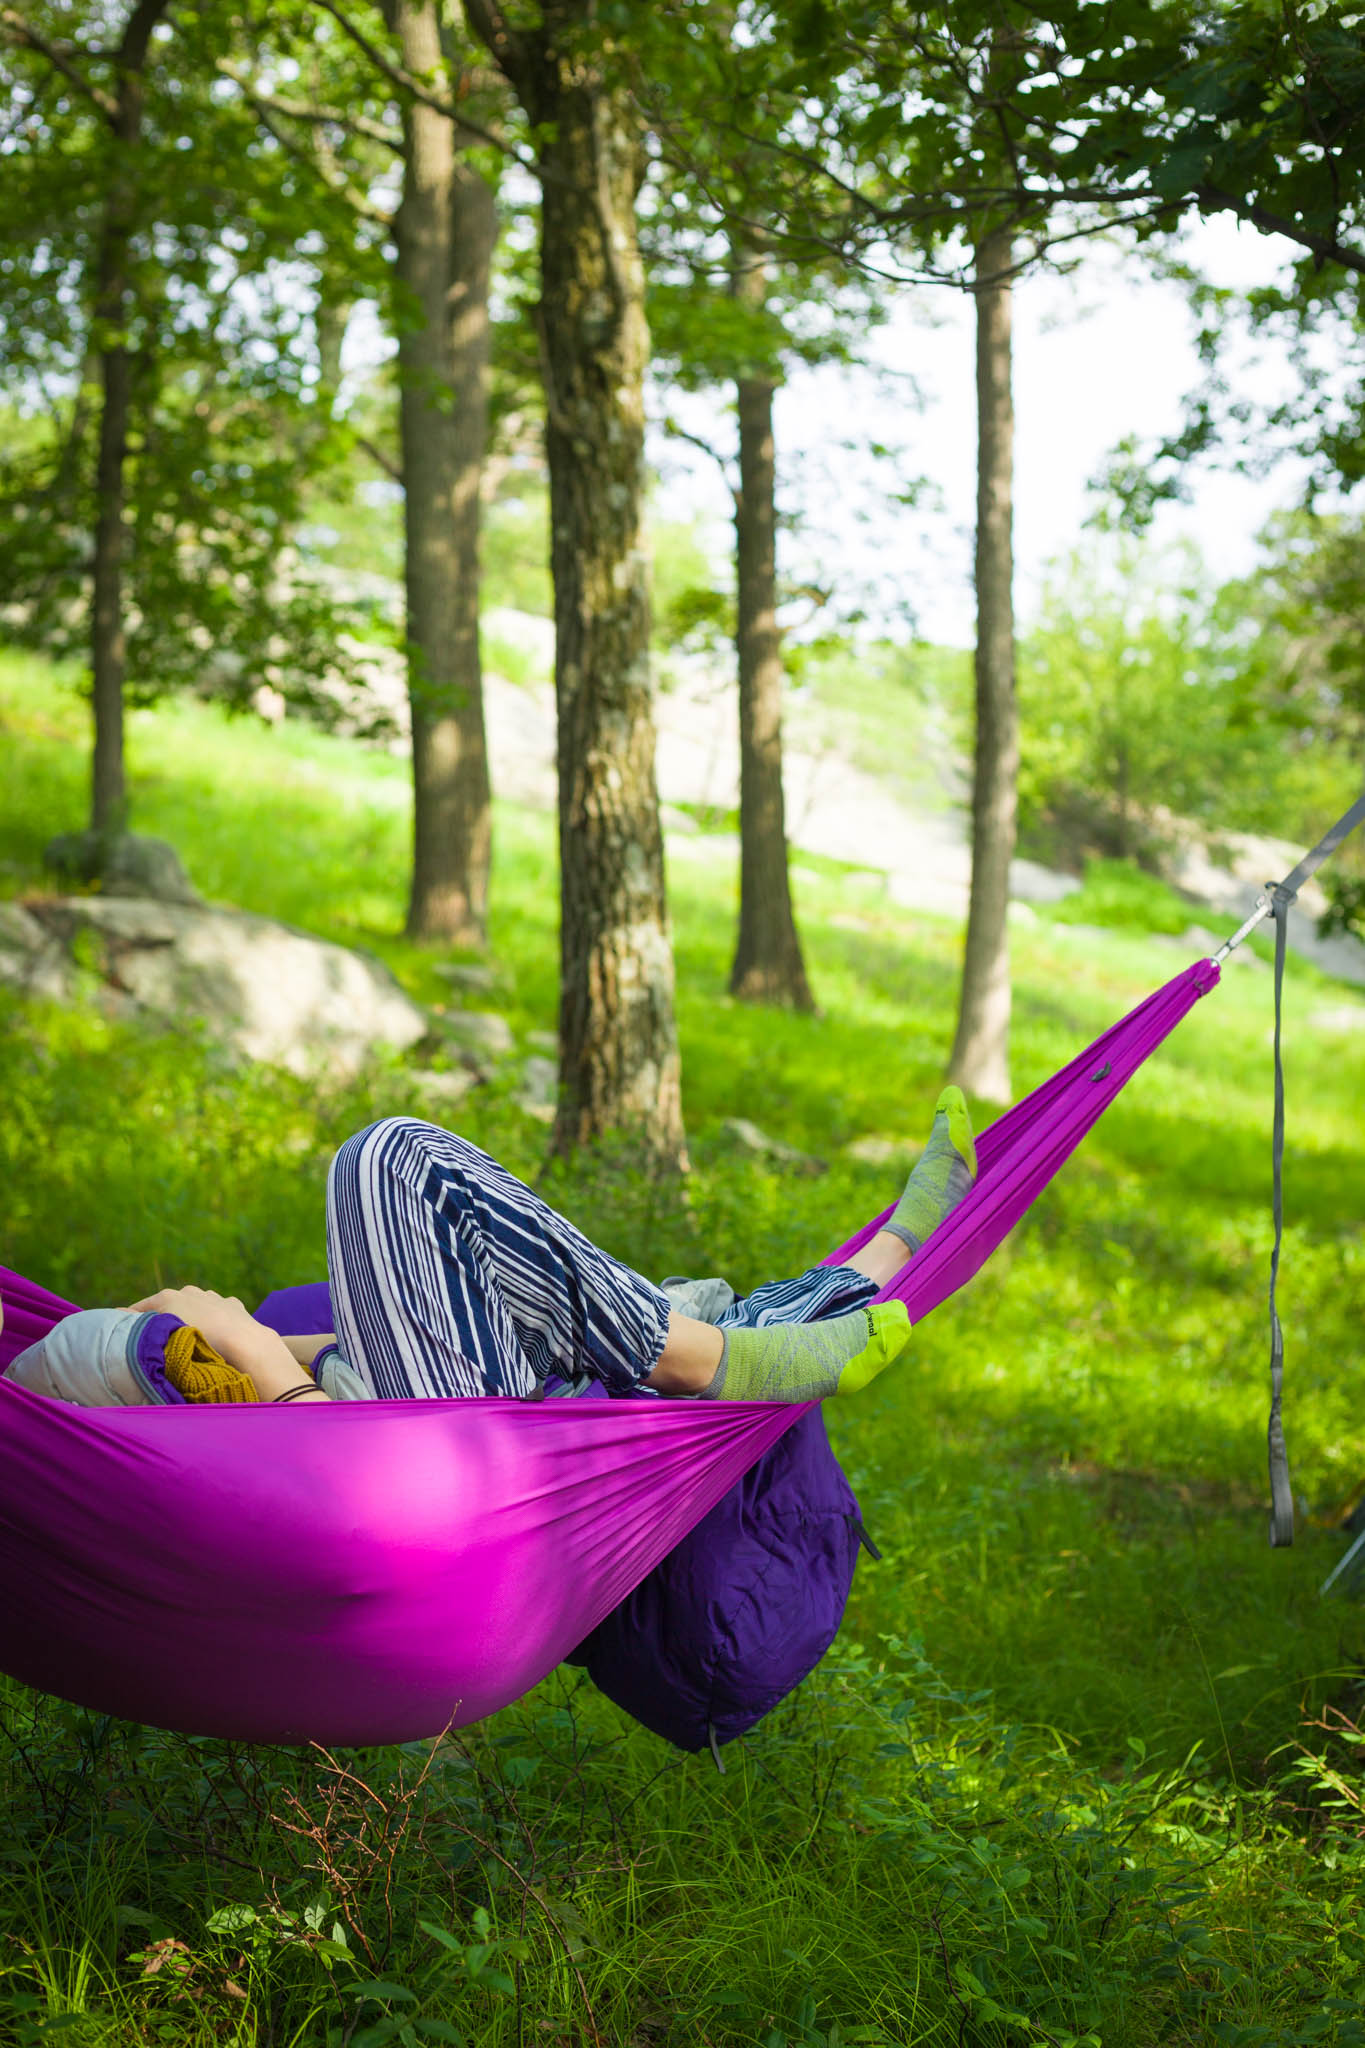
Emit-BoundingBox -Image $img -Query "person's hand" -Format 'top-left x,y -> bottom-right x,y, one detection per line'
127,1287 -> 330,1401
128,1286 -> 265,1363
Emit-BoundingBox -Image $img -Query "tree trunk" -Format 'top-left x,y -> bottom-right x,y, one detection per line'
535,25 -> 685,1164
387,0 -> 493,946
728,254 -> 814,1011
464,0 -> 685,1164
87,0 -> 170,836
948,227 -> 1018,1104
90,214 -> 133,838
315,296 -> 352,414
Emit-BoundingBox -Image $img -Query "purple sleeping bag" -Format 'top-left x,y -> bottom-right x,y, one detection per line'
570,1405 -> 864,1753
253,1281 -> 867,1753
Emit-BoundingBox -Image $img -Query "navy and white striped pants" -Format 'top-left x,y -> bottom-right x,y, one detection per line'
325,1118 -> 877,1401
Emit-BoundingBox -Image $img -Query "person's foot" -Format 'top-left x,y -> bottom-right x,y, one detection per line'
703,1300 -> 912,1402
883,1085 -> 976,1254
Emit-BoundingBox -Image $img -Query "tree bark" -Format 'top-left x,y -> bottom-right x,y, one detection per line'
542,78 -> 684,1165
386,0 -> 494,946
90,208 -> 133,837
466,0 -> 684,1164
728,252 -> 814,1012
948,227 -> 1018,1104
88,0 -> 170,836
315,296 -> 351,413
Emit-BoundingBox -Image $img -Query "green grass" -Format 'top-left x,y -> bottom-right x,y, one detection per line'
3,646 -> 1365,2046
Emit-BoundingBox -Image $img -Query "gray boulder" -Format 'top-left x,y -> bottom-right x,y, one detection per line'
517,1053 -> 558,1123
0,901 -> 74,1000
1009,857 -> 1081,904
843,1135 -> 913,1170
434,961 -> 499,993
409,1067 -> 481,1108
720,1116 -> 825,1176
44,831 -> 202,906
23,896 -> 427,1079
436,1008 -> 516,1059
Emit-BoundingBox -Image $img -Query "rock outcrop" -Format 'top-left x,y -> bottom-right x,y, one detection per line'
2,896 -> 428,1080
43,831 -> 203,906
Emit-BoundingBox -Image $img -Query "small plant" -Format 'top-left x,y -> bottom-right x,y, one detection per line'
344,1908 -> 527,2048
1319,872 -> 1365,944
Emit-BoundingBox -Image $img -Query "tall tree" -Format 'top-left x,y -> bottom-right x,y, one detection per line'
728,240 -> 816,1011
87,0 -> 167,838
948,225 -> 1016,1099
636,1 -> 1170,1097
465,0 -> 687,1166
0,1 -> 366,852
6,0 -> 168,839
382,0 -> 496,943
648,171 -> 889,1016
225,0 -> 504,945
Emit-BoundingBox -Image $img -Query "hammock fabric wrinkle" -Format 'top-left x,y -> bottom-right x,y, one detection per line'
0,960 -> 1218,1746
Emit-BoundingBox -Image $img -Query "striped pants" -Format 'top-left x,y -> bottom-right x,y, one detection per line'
325,1118 -> 877,1401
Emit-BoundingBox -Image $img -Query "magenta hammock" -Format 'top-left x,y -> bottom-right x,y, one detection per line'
0,960 -> 1219,1745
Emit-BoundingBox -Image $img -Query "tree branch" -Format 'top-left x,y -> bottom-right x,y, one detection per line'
460,0 -> 534,107
215,60 -> 403,153
250,97 -> 393,227
661,414 -> 737,499
316,0 -> 456,115
0,7 -> 119,122
314,0 -> 535,170
355,433 -> 403,483
1194,180 -> 1365,277
116,0 -> 171,76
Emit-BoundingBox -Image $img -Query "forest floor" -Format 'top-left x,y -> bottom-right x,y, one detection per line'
3,648 -> 1365,2047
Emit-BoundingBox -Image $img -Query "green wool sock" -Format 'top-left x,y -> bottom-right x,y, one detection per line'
703,1301 -> 912,1402
885,1085 -> 977,1254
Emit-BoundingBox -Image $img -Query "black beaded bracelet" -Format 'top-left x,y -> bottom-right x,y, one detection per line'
274,1382 -> 324,1404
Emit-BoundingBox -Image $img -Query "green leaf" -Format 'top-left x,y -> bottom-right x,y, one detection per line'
206,1904 -> 258,1934
417,1922 -> 465,1956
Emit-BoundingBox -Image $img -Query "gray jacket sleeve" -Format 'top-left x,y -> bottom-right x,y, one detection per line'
657,1276 -> 739,1326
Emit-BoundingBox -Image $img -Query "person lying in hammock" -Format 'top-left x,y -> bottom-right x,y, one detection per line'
4,1090 -> 977,1411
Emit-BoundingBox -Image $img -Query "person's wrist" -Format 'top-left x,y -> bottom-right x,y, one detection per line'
237,1328 -> 314,1400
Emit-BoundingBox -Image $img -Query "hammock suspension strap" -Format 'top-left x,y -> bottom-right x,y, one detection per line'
1226,791 -> 1365,1549
1267,884 -> 1294,1547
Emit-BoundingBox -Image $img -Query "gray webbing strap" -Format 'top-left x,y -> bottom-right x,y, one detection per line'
1267,889 -> 1294,1546
1273,791 -> 1365,904
1262,789 -> 1365,1548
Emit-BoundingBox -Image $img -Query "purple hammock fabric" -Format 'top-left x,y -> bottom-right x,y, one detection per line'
0,960 -> 1219,1747
255,1280 -> 864,1754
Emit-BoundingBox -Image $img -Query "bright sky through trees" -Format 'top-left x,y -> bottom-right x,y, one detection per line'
654,216 -> 1326,645
336,211 -> 1331,647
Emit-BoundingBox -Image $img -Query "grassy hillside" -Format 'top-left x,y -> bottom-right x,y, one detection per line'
3,648 -> 1365,2046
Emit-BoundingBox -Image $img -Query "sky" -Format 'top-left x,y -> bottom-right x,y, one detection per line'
649,216 -> 1319,648
343,212 -> 1327,650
